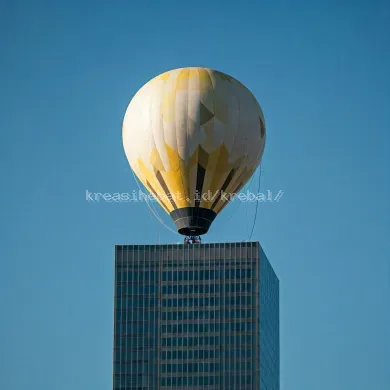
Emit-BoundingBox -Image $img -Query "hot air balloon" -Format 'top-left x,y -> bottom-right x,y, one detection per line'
122,67 -> 266,238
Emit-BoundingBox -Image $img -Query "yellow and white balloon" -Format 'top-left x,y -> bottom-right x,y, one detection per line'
122,67 -> 266,235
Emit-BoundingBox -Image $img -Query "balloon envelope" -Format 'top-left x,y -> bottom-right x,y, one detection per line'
123,67 -> 266,235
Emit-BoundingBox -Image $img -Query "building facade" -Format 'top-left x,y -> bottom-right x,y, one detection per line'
113,242 -> 279,390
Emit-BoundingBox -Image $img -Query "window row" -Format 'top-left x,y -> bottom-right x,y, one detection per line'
116,282 -> 257,297
161,362 -> 221,373
115,262 -> 158,269
114,361 -> 156,375
161,348 -> 220,360
161,308 -> 256,321
113,374 -> 155,388
117,242 -> 256,250
161,334 -> 255,348
117,295 -> 270,312
117,256 -> 256,266
115,337 -> 158,348
116,267 -> 257,284
114,346 -> 254,361
116,308 -> 258,323
160,374 -> 253,387
117,298 -> 158,309
117,284 -> 157,296
116,271 -> 157,283
162,281 -> 255,295
160,260 -> 256,267
223,348 -> 255,359
161,321 -> 256,335
116,258 -> 256,269
116,323 -> 256,340
114,347 -> 255,363
115,359 -> 254,375
161,360 -> 254,374
116,310 -> 157,322
114,349 -> 155,362
162,295 -> 256,308
162,269 -> 255,282
117,323 -> 157,335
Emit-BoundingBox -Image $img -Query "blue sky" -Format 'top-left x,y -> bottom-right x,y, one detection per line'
1,0 -> 389,389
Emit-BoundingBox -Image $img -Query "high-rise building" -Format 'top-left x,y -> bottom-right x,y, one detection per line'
113,242 -> 279,390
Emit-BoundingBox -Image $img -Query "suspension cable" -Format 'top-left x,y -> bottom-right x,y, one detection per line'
248,164 -> 262,241
226,175 -> 255,222
131,169 -> 178,235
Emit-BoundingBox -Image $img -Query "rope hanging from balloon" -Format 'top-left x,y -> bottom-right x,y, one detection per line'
226,175 -> 255,222
131,168 -> 178,235
248,164 -> 262,241
201,171 -> 257,236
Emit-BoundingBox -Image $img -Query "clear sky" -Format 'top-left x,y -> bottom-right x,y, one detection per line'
1,0 -> 389,389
